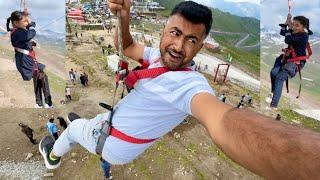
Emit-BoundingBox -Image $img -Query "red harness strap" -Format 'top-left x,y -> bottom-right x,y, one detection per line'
284,43 -> 312,98
125,61 -> 192,90
287,43 -> 312,63
106,59 -> 192,144
109,127 -> 158,144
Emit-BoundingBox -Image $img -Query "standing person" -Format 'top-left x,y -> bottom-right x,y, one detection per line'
18,123 -> 37,144
245,93 -> 252,105
100,157 -> 113,179
73,70 -> 78,82
219,93 -> 225,101
69,68 -> 75,84
46,118 -> 59,140
57,116 -> 68,130
80,74 -> 85,86
39,1 -> 320,179
65,87 -> 71,101
7,10 -> 53,108
83,72 -> 89,86
270,14 -> 313,108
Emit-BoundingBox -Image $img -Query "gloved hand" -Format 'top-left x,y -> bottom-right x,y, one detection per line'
27,21 -> 36,29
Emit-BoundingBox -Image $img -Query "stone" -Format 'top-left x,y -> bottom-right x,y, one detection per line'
173,132 -> 181,139
25,153 -> 33,161
43,173 -> 54,177
71,152 -> 77,158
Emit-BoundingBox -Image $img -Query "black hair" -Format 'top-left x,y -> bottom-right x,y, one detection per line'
293,16 -> 313,35
170,1 -> 213,36
6,11 -> 24,32
49,118 -> 54,123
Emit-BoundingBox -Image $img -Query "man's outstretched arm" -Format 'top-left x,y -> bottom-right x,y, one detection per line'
191,93 -> 320,179
109,0 -> 145,62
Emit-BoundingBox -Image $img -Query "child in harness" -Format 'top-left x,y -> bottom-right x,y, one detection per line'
269,14 -> 313,108
6,10 -> 53,108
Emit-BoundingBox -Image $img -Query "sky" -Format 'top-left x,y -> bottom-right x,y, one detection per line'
261,0 -> 320,33
0,0 -> 65,33
225,0 -> 260,4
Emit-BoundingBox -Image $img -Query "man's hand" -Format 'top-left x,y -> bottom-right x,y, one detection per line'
109,0 -> 145,62
108,0 -> 131,17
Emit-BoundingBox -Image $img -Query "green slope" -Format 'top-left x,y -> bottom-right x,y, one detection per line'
155,0 -> 260,77
155,0 -> 259,37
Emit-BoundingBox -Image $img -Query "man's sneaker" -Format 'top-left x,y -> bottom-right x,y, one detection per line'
44,104 -> 53,109
34,104 -> 43,108
39,135 -> 61,169
67,112 -> 81,122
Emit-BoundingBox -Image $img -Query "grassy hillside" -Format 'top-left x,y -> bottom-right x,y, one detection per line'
155,0 -> 259,37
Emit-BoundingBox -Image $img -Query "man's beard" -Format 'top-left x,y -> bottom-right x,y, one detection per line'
160,42 -> 188,70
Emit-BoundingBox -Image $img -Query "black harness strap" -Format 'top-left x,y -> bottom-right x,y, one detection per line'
296,64 -> 302,99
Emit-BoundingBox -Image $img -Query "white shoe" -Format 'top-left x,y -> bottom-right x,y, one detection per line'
265,93 -> 273,104
34,104 -> 43,108
44,104 -> 53,109
266,106 -> 278,111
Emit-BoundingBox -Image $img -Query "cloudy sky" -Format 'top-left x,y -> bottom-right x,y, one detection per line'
0,0 -> 65,33
225,0 -> 260,4
261,0 -> 320,32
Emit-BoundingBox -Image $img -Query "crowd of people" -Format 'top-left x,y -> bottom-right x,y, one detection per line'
68,68 -> 89,87
218,92 -> 253,108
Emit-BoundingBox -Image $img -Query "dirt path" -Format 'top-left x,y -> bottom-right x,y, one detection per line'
235,34 -> 250,47
0,58 -> 35,108
212,31 -> 260,49
193,53 -> 260,92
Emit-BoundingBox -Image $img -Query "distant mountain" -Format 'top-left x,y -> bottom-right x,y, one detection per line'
260,28 -> 284,46
155,0 -> 259,36
211,8 -> 259,36
261,27 -> 320,47
155,0 -> 260,19
199,0 -> 260,19
36,29 -> 65,43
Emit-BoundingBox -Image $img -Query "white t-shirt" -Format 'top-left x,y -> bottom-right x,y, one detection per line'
103,47 -> 215,164
65,88 -> 71,95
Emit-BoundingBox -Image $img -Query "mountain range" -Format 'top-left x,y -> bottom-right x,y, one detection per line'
198,0 -> 260,19
155,0 -> 260,19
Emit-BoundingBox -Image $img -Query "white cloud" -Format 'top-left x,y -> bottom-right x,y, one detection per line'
225,0 -> 260,5
261,0 -> 320,32
0,0 -> 65,33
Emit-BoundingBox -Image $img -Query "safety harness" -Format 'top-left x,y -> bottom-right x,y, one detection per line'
282,42 -> 313,98
11,28 -> 40,77
96,59 -> 192,155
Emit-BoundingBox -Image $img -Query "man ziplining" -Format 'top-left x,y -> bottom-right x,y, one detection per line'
6,4 -> 53,108
39,1 -> 320,179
